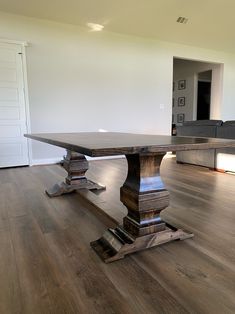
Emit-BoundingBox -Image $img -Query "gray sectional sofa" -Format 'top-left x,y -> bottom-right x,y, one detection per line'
176,120 -> 235,172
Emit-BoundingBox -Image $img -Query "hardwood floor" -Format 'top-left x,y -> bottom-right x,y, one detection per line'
0,156 -> 235,313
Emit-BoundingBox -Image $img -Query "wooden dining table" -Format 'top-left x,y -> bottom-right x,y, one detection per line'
25,132 -> 235,262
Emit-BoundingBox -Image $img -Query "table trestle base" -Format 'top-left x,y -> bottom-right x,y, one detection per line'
46,180 -> 105,197
46,150 -> 105,197
91,153 -> 194,262
91,224 -> 194,263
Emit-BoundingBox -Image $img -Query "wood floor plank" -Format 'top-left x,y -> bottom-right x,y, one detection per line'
24,189 -> 60,234
0,185 -> 9,230
0,156 -> 234,313
0,227 -> 23,314
9,214 -> 86,314
133,242 -> 235,314
1,182 -> 28,218
44,197 -> 188,314
45,227 -> 134,314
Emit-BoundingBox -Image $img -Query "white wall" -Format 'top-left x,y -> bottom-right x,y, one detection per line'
0,12 -> 235,163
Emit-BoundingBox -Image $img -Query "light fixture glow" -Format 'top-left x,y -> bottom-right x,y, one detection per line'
87,23 -> 104,32
98,129 -> 108,132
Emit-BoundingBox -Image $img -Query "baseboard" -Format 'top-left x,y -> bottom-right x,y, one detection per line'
214,168 -> 226,173
31,155 -> 124,166
31,158 -> 62,166
215,168 -> 235,174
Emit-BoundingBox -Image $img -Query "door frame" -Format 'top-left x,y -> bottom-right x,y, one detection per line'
192,64 -> 223,121
173,57 -> 224,122
0,38 -> 32,166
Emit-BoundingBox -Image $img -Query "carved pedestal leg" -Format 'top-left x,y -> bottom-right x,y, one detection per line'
46,150 -> 105,197
91,153 -> 193,262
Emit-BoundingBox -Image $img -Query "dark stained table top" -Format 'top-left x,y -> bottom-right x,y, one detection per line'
25,132 -> 235,157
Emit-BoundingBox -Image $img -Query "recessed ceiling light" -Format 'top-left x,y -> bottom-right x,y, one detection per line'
176,17 -> 188,24
87,23 -> 104,32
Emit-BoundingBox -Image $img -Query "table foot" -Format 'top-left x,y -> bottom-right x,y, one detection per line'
46,180 -> 105,197
91,224 -> 193,263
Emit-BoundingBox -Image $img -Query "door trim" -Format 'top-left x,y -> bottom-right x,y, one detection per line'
0,38 -> 28,46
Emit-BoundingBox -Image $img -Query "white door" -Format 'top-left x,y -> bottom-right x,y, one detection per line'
0,42 -> 29,168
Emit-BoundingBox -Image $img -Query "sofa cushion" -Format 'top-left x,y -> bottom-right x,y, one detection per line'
216,124 -> 235,139
177,125 -> 217,137
183,120 -> 223,126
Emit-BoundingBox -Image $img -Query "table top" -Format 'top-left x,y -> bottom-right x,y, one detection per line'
25,132 -> 235,157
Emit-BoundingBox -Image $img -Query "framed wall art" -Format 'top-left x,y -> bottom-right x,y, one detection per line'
178,80 -> 186,90
177,113 -> 185,123
178,96 -> 185,106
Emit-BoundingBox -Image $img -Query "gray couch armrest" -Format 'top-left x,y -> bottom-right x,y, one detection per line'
215,121 -> 235,171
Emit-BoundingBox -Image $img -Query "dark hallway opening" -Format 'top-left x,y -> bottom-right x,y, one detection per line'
197,81 -> 211,120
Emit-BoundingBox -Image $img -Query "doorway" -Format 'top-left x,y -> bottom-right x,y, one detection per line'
197,70 -> 212,120
197,81 -> 211,120
172,58 -> 223,126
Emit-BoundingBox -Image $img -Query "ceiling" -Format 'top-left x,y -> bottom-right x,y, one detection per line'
0,0 -> 235,53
